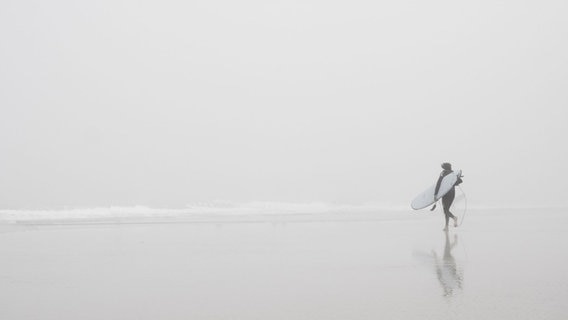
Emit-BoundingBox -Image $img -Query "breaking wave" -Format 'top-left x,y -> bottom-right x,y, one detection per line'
0,202 -> 409,224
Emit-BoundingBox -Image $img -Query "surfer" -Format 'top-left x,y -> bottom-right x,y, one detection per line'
434,162 -> 463,231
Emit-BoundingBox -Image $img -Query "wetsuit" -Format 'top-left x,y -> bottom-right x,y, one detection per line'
435,170 -> 463,227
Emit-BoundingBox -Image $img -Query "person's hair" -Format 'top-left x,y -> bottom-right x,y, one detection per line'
441,162 -> 452,170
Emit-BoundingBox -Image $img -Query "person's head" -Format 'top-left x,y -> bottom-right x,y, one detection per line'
441,162 -> 452,171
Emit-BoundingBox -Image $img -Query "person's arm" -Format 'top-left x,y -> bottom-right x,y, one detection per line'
455,176 -> 463,186
434,174 -> 444,198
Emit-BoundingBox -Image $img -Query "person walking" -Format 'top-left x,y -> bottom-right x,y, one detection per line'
434,162 -> 463,231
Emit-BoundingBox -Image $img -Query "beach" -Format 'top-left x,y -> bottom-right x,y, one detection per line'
1,207 -> 567,320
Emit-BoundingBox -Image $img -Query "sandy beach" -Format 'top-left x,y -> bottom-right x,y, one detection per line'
1,207 -> 566,320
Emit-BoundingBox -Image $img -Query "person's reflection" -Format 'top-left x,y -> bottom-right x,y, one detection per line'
432,230 -> 463,296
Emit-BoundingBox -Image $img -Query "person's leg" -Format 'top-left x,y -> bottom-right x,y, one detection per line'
442,191 -> 457,228
444,207 -> 457,227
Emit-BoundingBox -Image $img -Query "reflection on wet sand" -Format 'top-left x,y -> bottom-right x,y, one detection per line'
433,231 -> 464,297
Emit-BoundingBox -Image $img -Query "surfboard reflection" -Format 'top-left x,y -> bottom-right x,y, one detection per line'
432,231 -> 464,297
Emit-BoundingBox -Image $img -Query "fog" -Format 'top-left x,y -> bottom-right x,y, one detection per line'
1,0 -> 566,208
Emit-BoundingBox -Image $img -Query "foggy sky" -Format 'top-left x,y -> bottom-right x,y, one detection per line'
1,0 -> 567,208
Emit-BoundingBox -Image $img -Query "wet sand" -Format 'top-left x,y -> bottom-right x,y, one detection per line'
1,208 -> 567,319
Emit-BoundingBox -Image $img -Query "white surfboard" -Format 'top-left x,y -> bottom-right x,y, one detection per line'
411,170 -> 462,210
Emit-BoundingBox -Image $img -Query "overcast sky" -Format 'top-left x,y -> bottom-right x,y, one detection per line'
1,0 -> 567,208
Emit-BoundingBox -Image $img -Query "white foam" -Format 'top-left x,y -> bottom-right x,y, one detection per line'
0,202 -> 409,224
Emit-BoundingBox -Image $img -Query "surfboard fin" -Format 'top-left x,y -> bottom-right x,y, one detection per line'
430,203 -> 437,211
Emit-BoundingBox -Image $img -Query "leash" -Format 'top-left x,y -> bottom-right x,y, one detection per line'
458,185 -> 467,226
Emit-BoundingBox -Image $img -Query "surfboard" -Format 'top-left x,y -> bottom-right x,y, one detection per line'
411,170 -> 462,210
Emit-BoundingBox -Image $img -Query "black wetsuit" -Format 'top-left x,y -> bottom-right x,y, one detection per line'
435,170 -> 463,226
